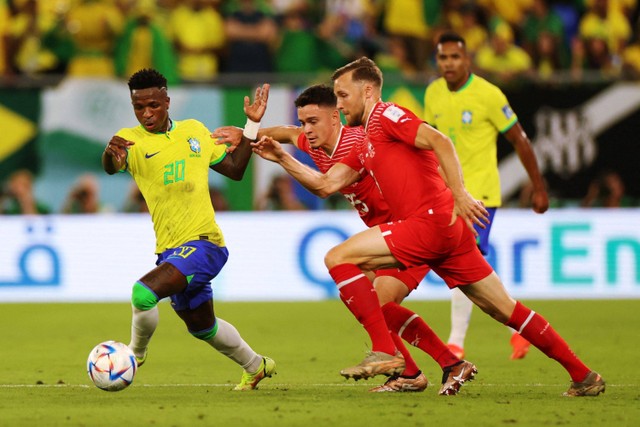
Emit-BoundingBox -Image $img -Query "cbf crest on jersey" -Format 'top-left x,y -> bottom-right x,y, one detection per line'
188,137 -> 201,154
461,110 -> 473,124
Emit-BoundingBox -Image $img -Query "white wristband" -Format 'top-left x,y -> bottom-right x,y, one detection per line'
242,119 -> 260,140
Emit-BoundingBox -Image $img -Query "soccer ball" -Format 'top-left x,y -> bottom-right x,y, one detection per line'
87,341 -> 137,391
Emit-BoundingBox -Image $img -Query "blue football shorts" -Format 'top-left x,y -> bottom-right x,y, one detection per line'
473,207 -> 496,256
156,239 -> 229,311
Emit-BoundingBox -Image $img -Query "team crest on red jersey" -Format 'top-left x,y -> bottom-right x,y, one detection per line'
366,141 -> 376,159
365,138 -> 376,159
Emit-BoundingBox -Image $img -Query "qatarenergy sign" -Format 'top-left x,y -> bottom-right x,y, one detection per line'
1,210 -> 638,302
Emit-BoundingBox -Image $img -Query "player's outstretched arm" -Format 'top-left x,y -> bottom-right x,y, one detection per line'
415,123 -> 488,233
211,134 -> 254,180
251,136 -> 358,198
211,84 -> 270,180
212,126 -> 243,152
244,83 -> 270,123
503,123 -> 549,214
212,125 -> 303,153
102,135 -> 133,175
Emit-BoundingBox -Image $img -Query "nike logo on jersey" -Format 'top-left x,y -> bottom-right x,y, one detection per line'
145,151 -> 160,159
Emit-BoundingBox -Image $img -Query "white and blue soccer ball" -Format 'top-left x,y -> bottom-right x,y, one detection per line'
87,341 -> 137,392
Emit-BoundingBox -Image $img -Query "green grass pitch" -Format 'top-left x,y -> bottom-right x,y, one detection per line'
1,299 -> 638,427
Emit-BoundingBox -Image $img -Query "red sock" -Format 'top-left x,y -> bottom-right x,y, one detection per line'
390,332 -> 420,377
382,302 -> 459,369
506,301 -> 590,382
329,264 -> 396,355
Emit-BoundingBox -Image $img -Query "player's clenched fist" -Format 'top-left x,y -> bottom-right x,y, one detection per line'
105,135 -> 135,162
103,135 -> 135,175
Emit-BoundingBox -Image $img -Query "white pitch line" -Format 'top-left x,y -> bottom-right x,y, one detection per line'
0,383 -> 632,389
1,383 -> 364,389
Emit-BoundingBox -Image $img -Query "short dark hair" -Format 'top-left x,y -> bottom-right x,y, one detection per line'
128,68 -> 167,91
331,57 -> 383,88
437,32 -> 467,48
294,85 -> 337,108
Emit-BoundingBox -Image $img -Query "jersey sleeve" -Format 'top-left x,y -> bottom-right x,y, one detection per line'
379,104 -> 423,146
486,87 -> 518,133
201,122 -> 227,166
297,132 -> 311,154
209,143 -> 227,166
339,143 -> 364,174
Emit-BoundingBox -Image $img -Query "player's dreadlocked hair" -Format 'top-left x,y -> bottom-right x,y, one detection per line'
128,69 -> 167,92
294,85 -> 337,109
331,57 -> 383,88
437,32 -> 467,49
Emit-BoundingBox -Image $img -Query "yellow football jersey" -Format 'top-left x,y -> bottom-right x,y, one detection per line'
117,119 -> 227,253
424,74 -> 517,207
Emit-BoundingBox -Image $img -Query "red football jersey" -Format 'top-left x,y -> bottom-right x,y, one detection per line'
297,126 -> 393,227
342,102 -> 453,220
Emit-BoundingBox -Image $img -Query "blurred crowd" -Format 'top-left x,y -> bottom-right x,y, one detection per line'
1,0 -> 639,85
2,0 -> 639,215
0,168 -> 235,214
1,165 -> 635,215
